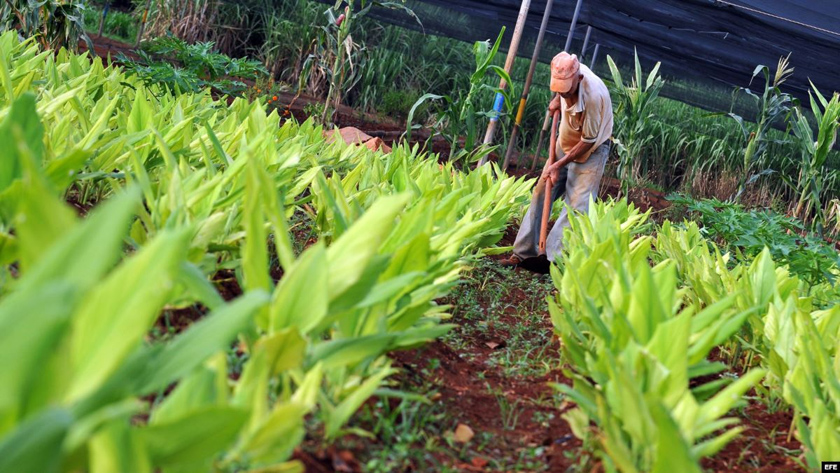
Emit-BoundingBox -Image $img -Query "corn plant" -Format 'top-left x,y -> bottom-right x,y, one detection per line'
407,27 -> 514,163
725,55 -> 795,201
788,84 -> 840,232
606,50 -> 664,195
306,0 -> 418,125
0,0 -> 92,52
256,0 -> 321,83
82,5 -> 137,42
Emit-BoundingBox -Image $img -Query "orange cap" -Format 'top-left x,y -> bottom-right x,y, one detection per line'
550,52 -> 581,93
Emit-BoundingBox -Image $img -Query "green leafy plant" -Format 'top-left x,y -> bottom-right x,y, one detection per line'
83,5 -> 137,42
654,212 -> 840,470
303,0 -> 419,125
0,30 -> 534,472
379,89 -> 421,118
667,193 -> 840,291
549,199 -> 764,472
118,35 -> 267,96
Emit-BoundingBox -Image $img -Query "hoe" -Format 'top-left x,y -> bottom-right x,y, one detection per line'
519,106 -> 577,274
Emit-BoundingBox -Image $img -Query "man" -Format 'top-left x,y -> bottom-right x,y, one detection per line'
501,51 -> 613,267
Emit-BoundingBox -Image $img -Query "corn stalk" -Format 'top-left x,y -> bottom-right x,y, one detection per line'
607,49 -> 664,196
789,83 -> 840,233
726,55 -> 795,201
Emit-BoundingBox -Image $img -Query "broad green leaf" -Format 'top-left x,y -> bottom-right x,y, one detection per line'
127,87 -> 150,135
326,194 -> 410,298
269,243 -> 328,334
750,248 -> 776,308
696,369 -> 765,426
325,367 -> 395,439
650,402 -> 701,473
0,408 -> 71,473
14,164 -> 78,272
17,188 -> 140,294
244,154 -> 272,328
308,334 -> 396,369
291,363 -> 323,410
141,406 -> 249,470
0,283 -> 74,433
68,229 -> 192,402
235,402 -> 305,466
137,291 -> 269,393
176,262 -> 225,311
150,364 -> 226,426
0,230 -> 16,265
0,93 -> 44,191
89,420 -> 152,473
691,426 -> 744,459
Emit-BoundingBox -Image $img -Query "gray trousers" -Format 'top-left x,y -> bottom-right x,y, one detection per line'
513,143 -> 609,262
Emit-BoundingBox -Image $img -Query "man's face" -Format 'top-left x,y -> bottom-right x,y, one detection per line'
559,74 -> 583,100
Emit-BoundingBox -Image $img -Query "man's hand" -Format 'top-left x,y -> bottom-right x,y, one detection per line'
548,94 -> 562,114
545,159 -> 563,184
540,155 -> 564,183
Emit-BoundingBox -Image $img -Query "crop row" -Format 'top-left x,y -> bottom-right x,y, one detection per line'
549,199 -> 839,471
0,32 -> 532,472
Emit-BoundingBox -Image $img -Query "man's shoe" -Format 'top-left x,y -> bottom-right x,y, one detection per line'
499,255 -> 522,267
518,254 -> 551,274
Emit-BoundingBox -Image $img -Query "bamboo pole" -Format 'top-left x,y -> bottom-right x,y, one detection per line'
590,44 -> 600,68
135,0 -> 153,47
530,106 -> 552,171
98,2 -> 110,38
564,0 -> 584,52
476,0 -> 532,167
580,25 -> 592,61
501,0 -> 553,172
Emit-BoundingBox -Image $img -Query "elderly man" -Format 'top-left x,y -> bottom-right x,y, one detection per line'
501,51 -> 613,267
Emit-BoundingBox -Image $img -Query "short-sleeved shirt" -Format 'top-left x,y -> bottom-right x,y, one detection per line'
557,64 -> 613,163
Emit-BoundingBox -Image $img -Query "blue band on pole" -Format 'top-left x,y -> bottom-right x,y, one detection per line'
490,92 -> 505,122
493,92 -> 505,113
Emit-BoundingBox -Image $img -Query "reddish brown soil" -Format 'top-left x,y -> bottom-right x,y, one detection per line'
150,269 -> 242,337
701,401 -> 802,472
79,35 -> 140,61
392,339 -> 579,471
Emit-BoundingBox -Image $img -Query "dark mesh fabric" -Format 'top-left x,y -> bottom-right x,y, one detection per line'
365,0 -> 840,105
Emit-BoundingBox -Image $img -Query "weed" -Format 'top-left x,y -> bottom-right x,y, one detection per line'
118,34 -> 266,96
486,382 -> 524,431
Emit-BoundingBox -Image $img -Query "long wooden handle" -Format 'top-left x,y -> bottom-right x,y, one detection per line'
538,109 -> 561,254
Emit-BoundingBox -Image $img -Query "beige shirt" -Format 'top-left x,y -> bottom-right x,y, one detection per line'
558,64 -> 613,163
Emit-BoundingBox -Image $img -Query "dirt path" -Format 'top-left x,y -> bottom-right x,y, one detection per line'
294,256 -> 583,472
